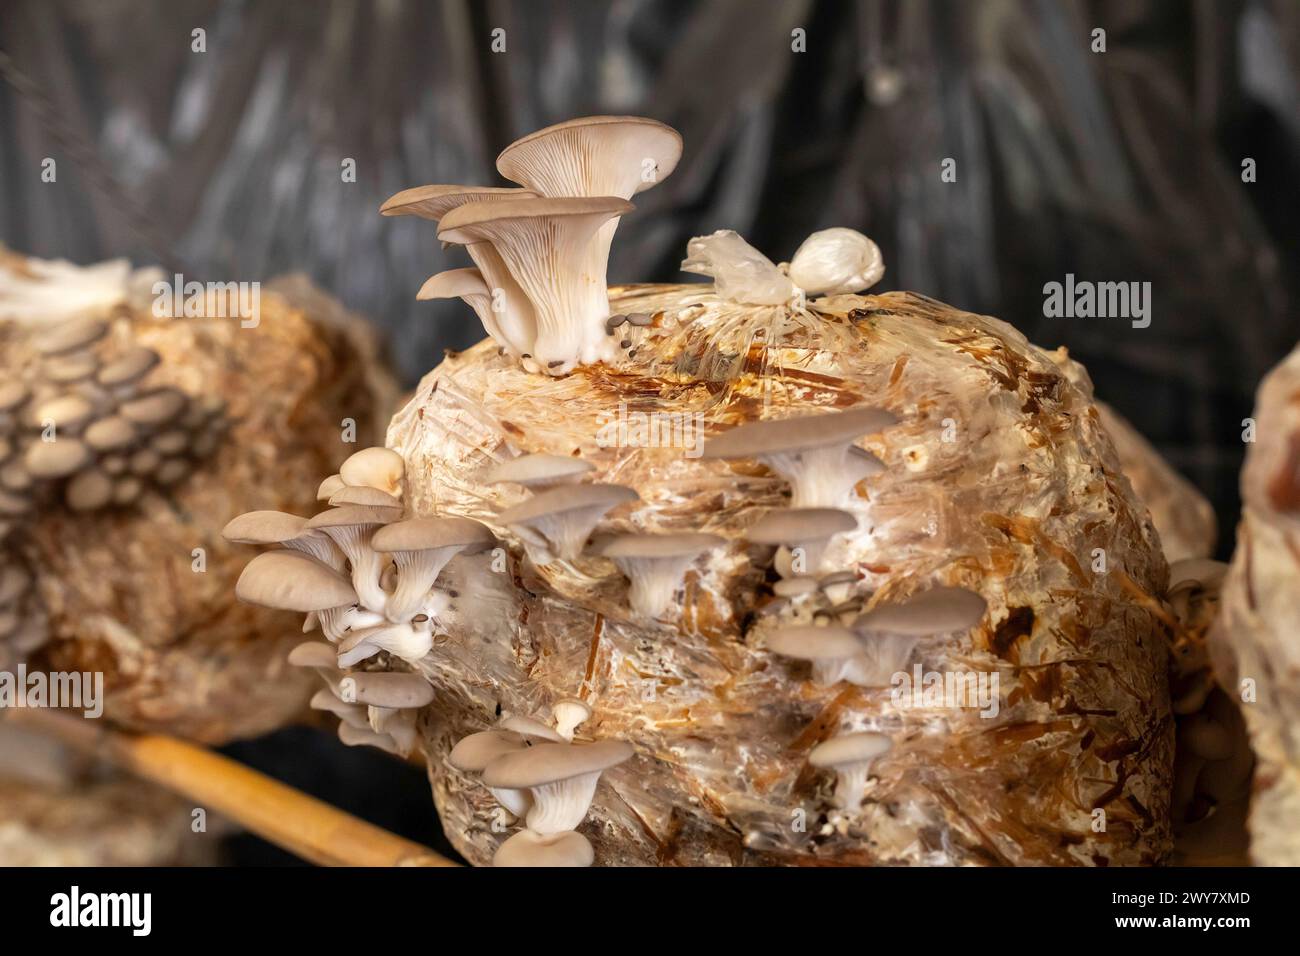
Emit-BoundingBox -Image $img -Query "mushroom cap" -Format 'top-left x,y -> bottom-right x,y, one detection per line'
746,508 -> 857,545
497,715 -> 566,742
24,439 -> 91,478
702,406 -> 899,459
552,697 -> 593,720
809,732 -> 893,768
492,828 -> 593,867
287,641 -> 338,669
119,388 -> 186,427
65,469 -> 113,510
498,482 -> 638,526
34,317 -> 107,355
773,576 -> 820,598
1167,557 -> 1229,593
235,550 -> 358,611
0,382 -> 29,412
316,474 -> 345,501
97,347 -> 160,388
380,184 -> 536,221
328,485 -> 403,511
44,352 -> 99,384
496,115 -> 683,198
305,504 -> 397,531
338,446 -> 405,496
84,415 -> 137,452
482,739 -> 633,789
766,625 -> 864,660
221,510 -> 309,546
438,196 -> 635,245
371,515 -> 495,554
598,531 -> 725,559
417,268 -> 490,302
346,671 -> 435,708
855,586 -> 987,635
447,729 -> 528,772
485,453 -> 594,487
31,395 -> 96,431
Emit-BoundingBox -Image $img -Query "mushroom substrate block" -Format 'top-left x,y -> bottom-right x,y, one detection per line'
389,283 -> 1175,866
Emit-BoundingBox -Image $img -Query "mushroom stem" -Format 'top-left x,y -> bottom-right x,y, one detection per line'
524,773 -> 604,834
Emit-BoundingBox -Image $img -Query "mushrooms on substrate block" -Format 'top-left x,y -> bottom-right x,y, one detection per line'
498,482 -> 639,564
702,406 -> 895,508
809,732 -> 893,811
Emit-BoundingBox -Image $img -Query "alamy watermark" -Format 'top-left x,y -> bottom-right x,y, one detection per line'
152,273 -> 260,328
890,665 -> 1000,718
596,401 -> 705,458
0,664 -> 103,718
1043,274 -> 1151,329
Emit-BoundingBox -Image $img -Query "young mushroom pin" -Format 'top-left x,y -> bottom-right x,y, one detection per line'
809,732 -> 893,811
338,447 -> 405,498
702,406 -> 895,507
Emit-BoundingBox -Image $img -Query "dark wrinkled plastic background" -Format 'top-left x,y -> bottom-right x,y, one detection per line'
1,0 -> 1296,863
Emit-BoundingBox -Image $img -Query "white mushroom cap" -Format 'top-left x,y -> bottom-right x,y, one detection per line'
417,268 -> 520,357
492,828 -> 593,868
499,482 -> 639,563
328,485 -> 403,511
339,446 -> 405,497
551,697 -> 593,741
380,184 -> 536,220
855,586 -> 987,635
702,406 -> 898,507
788,228 -> 885,295
486,452 -> 594,489
235,550 -> 358,612
1167,558 -> 1229,594
448,729 -> 528,772
370,516 -> 495,623
498,714 -> 566,743
482,739 -> 633,834
809,731 -> 893,810
222,510 -> 309,546
766,625 -> 877,687
597,532 -> 725,618
345,671 -> 435,709
316,473 -> 346,501
439,197 -> 634,375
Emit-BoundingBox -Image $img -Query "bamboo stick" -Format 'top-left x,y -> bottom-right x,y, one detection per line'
8,709 -> 458,867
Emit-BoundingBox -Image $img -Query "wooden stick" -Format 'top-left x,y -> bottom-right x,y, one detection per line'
9,709 -> 458,867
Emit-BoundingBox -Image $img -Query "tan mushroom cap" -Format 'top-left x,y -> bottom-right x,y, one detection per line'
702,406 -> 899,459
493,828 -> 594,868
773,576 -> 820,598
598,531 -> 725,559
855,586 -> 987,635
448,729 -> 528,772
84,415 -> 137,452
34,317 -> 108,355
1168,557 -> 1229,593
44,352 -> 99,384
0,382 -> 29,412
746,508 -> 857,545
497,715 -> 566,743
371,515 -> 495,553
482,739 -> 633,789
766,625 -> 864,661
65,469 -> 113,510
235,550 -> 358,612
119,388 -> 186,427
438,195 -> 634,244
346,671 -> 435,708
287,641 -> 338,669
221,510 -> 310,546
498,482 -> 639,526
24,439 -> 91,478
809,731 -> 893,769
328,485 -> 403,511
338,447 -> 404,496
316,474 -> 345,501
97,346 -> 160,388
380,184 -> 536,221
31,395 -> 96,431
305,504 -> 397,531
486,453 -> 594,487
496,115 -> 683,198
416,268 -> 490,302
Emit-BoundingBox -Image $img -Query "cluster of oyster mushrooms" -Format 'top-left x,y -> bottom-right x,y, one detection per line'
0,315 -> 228,540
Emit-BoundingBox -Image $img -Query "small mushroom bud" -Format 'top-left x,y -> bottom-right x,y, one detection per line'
787,227 -> 884,295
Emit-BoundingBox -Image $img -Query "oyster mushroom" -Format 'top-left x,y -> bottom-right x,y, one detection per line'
316,474 -> 346,501
499,482 -> 638,564
370,516 -> 496,623
96,346 -> 160,392
787,227 -> 885,295
492,828 -> 594,868
596,531 -> 725,618
235,550 -> 358,612
855,586 -> 988,635
438,196 -> 634,375
766,625 -> 876,688
498,714 -> 566,743
310,688 -> 370,730
338,446 -> 405,498
486,453 -> 594,489
24,439 -> 91,479
746,508 -> 857,578
33,317 -> 107,356
328,485 -> 403,511
702,406 -> 896,507
418,268 -> 515,357
809,732 -> 893,810
305,505 -> 394,613
551,698 -> 592,741
449,729 -> 533,818
481,739 -> 633,834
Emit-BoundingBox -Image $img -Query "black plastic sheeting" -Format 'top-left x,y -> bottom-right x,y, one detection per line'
0,0 -> 1296,860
